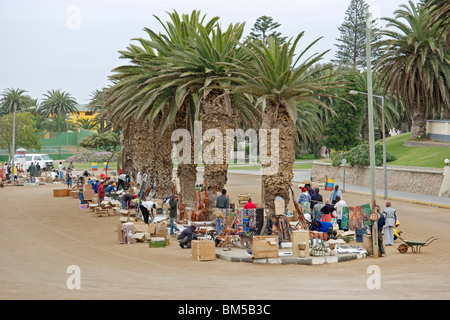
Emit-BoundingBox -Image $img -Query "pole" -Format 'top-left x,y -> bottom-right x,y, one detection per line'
381,97 -> 387,199
11,105 -> 16,185
366,8 -> 378,258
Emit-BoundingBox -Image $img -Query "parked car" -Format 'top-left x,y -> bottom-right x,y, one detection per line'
14,153 -> 54,171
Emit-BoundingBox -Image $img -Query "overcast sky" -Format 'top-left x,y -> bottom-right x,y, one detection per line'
0,0 -> 419,104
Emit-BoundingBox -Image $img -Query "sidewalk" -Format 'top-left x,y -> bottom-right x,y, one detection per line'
227,168 -> 450,209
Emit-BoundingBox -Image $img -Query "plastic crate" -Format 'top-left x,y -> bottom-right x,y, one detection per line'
149,237 -> 166,248
355,228 -> 365,242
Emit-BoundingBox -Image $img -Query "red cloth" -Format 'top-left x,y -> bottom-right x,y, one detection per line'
320,214 -> 333,222
243,201 -> 257,209
97,183 -> 105,198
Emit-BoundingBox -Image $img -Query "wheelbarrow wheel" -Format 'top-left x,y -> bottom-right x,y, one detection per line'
397,244 -> 408,253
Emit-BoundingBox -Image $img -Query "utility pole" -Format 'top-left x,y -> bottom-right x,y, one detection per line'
366,8 -> 378,258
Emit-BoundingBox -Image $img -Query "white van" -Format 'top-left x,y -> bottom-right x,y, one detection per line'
14,153 -> 54,171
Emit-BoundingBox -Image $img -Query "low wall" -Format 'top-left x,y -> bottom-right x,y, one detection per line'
311,161 -> 445,197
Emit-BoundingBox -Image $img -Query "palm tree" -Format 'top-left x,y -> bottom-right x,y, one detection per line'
424,0 -> 450,49
77,118 -> 99,131
232,34 -> 344,214
0,88 -> 31,115
39,89 -> 78,117
43,113 -> 76,132
374,1 -> 450,139
105,11 -> 209,199
155,21 -> 259,215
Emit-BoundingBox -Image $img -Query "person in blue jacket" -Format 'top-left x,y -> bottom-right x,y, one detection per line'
92,180 -> 99,193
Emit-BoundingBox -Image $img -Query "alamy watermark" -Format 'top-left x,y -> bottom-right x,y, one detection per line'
171,121 -> 280,175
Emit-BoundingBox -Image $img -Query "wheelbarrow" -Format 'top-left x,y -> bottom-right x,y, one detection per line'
397,237 -> 438,254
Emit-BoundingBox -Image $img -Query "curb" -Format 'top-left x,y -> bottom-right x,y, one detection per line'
344,190 -> 450,210
215,250 -> 366,265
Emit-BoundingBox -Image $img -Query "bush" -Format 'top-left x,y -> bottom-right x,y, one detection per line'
331,141 -> 396,167
67,151 -> 118,163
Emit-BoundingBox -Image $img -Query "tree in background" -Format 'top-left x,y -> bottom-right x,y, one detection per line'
374,1 -> 450,139
247,15 -> 287,45
0,112 -> 42,160
39,89 -> 78,117
332,0 -> 382,68
0,88 -> 34,116
79,131 -> 120,174
323,72 -> 365,151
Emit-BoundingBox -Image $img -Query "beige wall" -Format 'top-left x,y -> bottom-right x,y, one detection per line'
311,161 -> 445,197
427,120 -> 450,135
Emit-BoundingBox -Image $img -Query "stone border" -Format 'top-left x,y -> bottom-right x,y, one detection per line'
215,250 -> 366,265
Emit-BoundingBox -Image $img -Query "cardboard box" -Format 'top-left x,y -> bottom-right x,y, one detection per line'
70,190 -> 79,199
155,225 -> 168,237
252,236 -> 279,259
191,240 -> 216,261
83,190 -> 94,201
53,189 -> 69,197
84,184 -> 93,191
147,223 -> 157,235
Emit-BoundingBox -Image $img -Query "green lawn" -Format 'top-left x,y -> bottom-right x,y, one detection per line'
385,133 -> 449,168
62,161 -> 118,172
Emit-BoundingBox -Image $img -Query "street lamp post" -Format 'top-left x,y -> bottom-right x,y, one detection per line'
11,106 -> 36,185
342,158 -> 347,193
349,90 -> 388,200
365,8 -> 378,258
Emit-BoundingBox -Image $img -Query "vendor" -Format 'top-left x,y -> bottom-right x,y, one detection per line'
243,198 -> 257,209
121,193 -> 133,209
105,182 -> 116,194
320,200 -> 334,222
177,225 -> 198,249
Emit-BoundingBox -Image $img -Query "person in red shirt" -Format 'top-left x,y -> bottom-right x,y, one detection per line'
243,198 -> 257,209
97,180 -> 105,203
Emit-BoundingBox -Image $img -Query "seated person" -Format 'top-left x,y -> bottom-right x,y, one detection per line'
177,225 -> 198,249
105,182 -> 116,194
320,200 -> 334,222
121,193 -> 134,209
309,220 -> 333,233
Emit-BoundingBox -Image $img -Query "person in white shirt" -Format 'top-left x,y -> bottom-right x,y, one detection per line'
333,196 -> 347,230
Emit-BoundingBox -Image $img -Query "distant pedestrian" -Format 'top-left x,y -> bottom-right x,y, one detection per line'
383,202 -> 397,246
58,161 -> 64,180
65,171 -> 73,188
377,206 -> 386,257
215,189 -> 230,209
28,162 -> 36,183
169,193 -> 180,236
310,188 -> 323,210
329,185 -> 342,204
97,180 -> 105,203
244,198 -> 257,209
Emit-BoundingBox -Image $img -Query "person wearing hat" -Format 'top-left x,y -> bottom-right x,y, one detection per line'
329,185 -> 342,204
169,193 -> 180,236
177,224 -> 198,249
298,187 -> 311,204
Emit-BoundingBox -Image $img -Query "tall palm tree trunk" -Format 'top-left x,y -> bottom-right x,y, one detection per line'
261,101 -> 296,215
410,102 -> 427,140
175,108 -> 198,207
200,89 -> 237,219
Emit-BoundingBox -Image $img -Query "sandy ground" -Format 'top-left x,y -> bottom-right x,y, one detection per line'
1,171 -> 450,300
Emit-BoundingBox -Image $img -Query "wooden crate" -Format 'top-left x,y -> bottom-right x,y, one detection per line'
53,189 -> 69,197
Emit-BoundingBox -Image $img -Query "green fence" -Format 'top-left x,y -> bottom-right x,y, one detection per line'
0,129 -> 96,162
